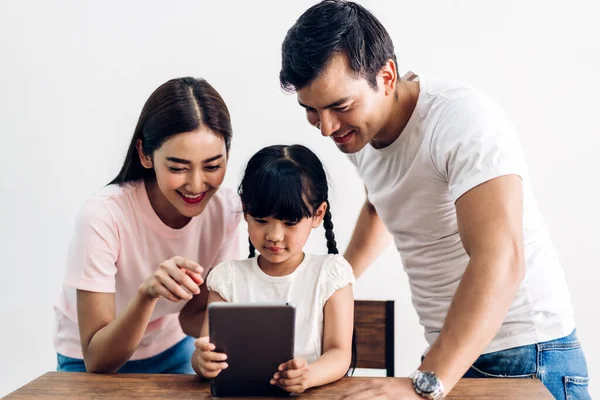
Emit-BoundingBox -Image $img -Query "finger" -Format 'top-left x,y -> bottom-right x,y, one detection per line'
201,361 -> 228,372
275,368 -> 304,380
175,257 -> 204,275
279,357 -> 304,371
200,367 -> 222,378
274,376 -> 305,387
201,351 -> 228,362
155,271 -> 193,299
194,337 -> 210,348
165,266 -> 201,295
184,268 -> 204,285
150,284 -> 180,302
198,342 -> 216,352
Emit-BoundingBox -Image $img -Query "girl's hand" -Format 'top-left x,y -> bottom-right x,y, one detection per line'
271,357 -> 311,393
193,337 -> 228,378
139,256 -> 204,302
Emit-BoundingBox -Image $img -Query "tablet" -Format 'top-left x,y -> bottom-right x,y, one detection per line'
208,302 -> 296,397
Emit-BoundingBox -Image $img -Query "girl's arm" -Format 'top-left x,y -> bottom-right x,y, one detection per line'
307,284 -> 354,386
78,256 -> 204,373
192,291 -> 228,377
273,284 -> 354,392
179,282 -> 210,338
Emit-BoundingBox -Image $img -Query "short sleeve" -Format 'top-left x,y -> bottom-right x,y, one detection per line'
206,261 -> 234,302
63,198 -> 120,293
320,255 -> 356,307
430,92 -> 527,202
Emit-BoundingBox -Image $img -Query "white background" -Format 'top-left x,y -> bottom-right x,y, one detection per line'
1,0 -> 598,397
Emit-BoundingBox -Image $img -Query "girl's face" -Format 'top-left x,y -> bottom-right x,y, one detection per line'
245,202 -> 327,268
138,126 -> 227,227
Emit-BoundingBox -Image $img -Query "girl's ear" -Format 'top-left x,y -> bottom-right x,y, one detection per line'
312,201 -> 328,228
136,139 -> 153,169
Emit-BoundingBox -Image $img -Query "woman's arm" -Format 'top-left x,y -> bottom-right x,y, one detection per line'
77,289 -> 157,373
78,256 -> 204,373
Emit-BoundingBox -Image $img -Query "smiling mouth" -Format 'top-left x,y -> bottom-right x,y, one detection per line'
333,130 -> 354,144
178,191 -> 206,204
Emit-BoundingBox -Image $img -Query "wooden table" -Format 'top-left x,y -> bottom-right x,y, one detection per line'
4,372 -> 553,399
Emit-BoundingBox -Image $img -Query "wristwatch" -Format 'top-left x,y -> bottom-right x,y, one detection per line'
409,369 -> 445,400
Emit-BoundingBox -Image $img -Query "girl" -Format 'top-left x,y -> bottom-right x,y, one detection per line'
53,77 -> 242,374
192,144 -> 355,394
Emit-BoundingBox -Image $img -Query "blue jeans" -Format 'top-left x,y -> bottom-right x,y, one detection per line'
57,336 -> 195,374
463,330 -> 590,399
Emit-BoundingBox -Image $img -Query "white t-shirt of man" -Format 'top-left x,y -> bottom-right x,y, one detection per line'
347,77 -> 574,354
207,254 -> 355,364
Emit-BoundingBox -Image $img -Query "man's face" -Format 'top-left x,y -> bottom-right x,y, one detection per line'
296,53 -> 390,154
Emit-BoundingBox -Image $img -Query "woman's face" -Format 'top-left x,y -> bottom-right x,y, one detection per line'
138,126 -> 227,227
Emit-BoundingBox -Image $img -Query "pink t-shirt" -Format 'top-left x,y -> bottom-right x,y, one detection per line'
53,180 -> 242,360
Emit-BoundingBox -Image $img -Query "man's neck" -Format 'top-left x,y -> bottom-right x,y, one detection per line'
371,80 -> 420,149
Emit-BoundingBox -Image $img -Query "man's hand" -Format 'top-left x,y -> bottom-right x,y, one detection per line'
271,357 -> 311,393
341,378 -> 423,400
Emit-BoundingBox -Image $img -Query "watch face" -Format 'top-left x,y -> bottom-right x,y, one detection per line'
415,372 -> 440,393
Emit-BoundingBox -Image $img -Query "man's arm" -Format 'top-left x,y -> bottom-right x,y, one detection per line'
419,174 -> 525,393
344,189 -> 392,278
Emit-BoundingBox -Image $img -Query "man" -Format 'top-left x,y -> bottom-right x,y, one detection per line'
279,1 -> 590,399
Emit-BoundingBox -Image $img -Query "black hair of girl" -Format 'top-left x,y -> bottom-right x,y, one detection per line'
238,145 -> 338,258
109,77 -> 232,185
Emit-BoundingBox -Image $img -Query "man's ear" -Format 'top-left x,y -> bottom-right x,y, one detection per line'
312,201 -> 328,228
379,59 -> 398,96
136,139 -> 153,169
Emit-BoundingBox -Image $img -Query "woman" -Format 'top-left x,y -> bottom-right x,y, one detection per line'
53,77 -> 241,374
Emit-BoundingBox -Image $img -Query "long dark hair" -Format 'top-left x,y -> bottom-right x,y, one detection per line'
109,77 -> 232,185
280,0 -> 398,92
238,145 -> 338,257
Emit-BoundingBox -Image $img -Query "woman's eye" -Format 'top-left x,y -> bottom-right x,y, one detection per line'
205,165 -> 222,171
169,167 -> 186,172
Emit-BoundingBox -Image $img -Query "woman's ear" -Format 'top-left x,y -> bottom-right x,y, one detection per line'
312,201 -> 328,228
136,139 -> 153,169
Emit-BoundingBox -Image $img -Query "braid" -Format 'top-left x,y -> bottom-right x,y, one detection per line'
323,200 -> 338,254
248,237 -> 256,258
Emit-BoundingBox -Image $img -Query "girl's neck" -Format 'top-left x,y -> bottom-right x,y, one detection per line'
258,252 -> 305,277
145,177 -> 191,229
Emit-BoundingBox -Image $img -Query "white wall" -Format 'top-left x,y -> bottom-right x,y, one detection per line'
1,0 -> 598,396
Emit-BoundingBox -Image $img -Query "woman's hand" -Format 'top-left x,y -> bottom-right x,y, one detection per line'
139,256 -> 204,302
192,336 -> 228,378
271,357 -> 311,393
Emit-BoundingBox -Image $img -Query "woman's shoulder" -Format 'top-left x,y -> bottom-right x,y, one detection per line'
76,182 -> 140,224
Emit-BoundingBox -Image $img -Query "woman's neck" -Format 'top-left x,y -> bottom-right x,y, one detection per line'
258,252 -> 305,277
145,177 -> 191,229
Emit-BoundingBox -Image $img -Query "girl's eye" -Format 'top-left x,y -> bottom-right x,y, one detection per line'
284,221 -> 299,227
169,167 -> 186,173
254,218 -> 267,224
